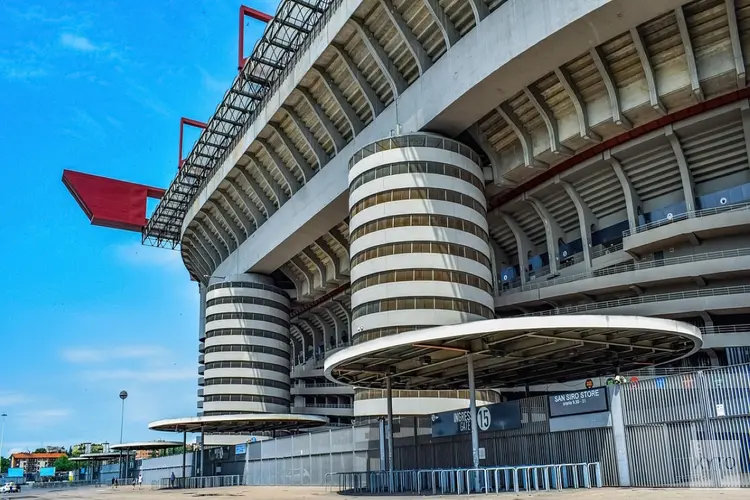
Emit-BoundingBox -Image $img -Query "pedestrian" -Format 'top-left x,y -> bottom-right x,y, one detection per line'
111,477 -> 115,488
170,471 -> 176,488
138,474 -> 143,489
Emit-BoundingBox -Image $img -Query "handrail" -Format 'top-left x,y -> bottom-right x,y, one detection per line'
701,323 -> 750,335
623,201 -> 750,237
522,285 -> 750,316
501,247 -> 750,296
292,403 -> 352,409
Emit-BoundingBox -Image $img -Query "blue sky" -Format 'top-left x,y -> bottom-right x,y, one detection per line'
0,0 -> 278,454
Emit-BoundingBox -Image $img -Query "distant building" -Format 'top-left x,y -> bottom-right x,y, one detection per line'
10,453 -> 66,473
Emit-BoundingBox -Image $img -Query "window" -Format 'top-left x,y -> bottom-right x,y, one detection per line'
350,269 -> 492,294
350,241 -> 492,269
352,296 -> 494,320
205,328 -> 288,344
206,296 -> 288,312
205,312 -> 290,328
350,161 -> 484,192
204,345 -> 288,359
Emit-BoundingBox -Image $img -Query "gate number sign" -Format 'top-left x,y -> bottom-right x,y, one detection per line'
431,401 -> 522,437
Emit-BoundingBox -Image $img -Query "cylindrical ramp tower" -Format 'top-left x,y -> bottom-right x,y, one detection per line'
202,273 -> 291,415
348,133 -> 497,415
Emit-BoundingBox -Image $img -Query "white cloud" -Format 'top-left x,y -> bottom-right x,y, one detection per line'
61,345 -> 169,364
60,33 -> 98,52
84,368 -> 195,383
13,409 -> 73,430
0,392 -> 31,407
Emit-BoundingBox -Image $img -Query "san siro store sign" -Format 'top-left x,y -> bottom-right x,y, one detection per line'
548,387 -> 609,418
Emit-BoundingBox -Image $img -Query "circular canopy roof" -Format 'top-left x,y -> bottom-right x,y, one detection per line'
77,452 -> 132,460
148,414 -> 329,434
110,441 -> 183,451
325,316 -> 701,389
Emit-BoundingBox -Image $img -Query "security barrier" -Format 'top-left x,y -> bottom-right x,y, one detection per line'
156,474 -> 242,490
325,462 -> 602,495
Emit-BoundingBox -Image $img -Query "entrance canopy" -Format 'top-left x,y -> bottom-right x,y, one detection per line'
77,451 -> 132,461
110,441 -> 183,451
325,316 -> 702,389
148,414 -> 328,434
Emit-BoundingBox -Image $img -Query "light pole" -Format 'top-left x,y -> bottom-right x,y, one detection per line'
0,413 -> 7,474
118,391 -> 128,443
118,391 -> 127,480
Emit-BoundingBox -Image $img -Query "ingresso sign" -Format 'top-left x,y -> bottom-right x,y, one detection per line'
431,401 -> 522,438
548,387 -> 609,418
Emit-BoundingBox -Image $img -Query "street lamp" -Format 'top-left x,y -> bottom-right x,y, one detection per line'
0,414 -> 7,473
118,391 -> 128,444
118,391 -> 127,481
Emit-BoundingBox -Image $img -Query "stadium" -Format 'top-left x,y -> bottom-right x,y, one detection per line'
63,0 -> 750,492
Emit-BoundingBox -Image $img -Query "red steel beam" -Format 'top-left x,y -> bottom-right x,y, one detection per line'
488,87 -> 750,211
178,117 -> 207,170
238,5 -> 274,71
62,169 -> 165,232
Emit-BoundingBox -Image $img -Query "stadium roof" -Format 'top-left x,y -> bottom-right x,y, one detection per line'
142,0 -> 334,249
325,316 -> 702,389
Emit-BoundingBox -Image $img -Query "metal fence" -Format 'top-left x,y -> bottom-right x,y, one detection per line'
621,364 -> 750,487
233,396 -> 619,487
164,364 -> 750,492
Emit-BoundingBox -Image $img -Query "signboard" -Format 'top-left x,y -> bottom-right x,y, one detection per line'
548,387 -> 609,418
235,443 -> 246,455
7,468 -> 23,478
40,467 -> 56,477
431,401 -> 521,438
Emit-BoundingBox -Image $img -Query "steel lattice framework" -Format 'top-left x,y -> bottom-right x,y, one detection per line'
143,0 -> 336,249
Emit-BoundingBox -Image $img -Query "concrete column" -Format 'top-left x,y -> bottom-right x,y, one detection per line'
200,426 -> 205,477
527,197 -> 564,275
499,213 -> 533,284
562,182 -> 597,270
468,354 -> 481,493
379,418 -> 387,471
609,385 -> 631,486
607,153 -> 642,231
182,430 -> 187,482
386,376 -> 395,491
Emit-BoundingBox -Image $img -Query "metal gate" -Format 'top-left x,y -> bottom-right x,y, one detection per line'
621,364 -> 750,487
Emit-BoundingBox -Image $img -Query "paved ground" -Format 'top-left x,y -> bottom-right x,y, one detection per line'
12,485 -> 750,499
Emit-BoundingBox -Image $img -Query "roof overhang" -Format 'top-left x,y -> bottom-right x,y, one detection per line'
148,413 -> 328,434
110,441 -> 184,451
325,316 -> 702,389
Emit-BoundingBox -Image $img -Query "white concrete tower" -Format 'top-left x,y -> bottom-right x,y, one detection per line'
348,134 -> 497,415
201,273 -> 291,415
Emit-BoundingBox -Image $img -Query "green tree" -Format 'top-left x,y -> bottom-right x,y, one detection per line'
53,456 -> 76,472
1,457 -> 9,473
34,448 -> 47,453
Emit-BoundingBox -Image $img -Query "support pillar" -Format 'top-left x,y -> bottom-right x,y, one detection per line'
182,430 -> 187,483
200,426 -> 205,477
413,416 -> 419,470
386,376 -> 395,492
468,354 -> 480,492
609,385 -> 631,486
379,418 -> 386,471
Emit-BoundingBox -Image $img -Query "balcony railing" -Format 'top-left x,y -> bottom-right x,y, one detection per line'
293,403 -> 353,409
623,201 -> 750,237
500,247 -> 750,297
701,324 -> 750,335
293,382 -> 340,389
522,285 -> 750,317
590,242 -> 624,259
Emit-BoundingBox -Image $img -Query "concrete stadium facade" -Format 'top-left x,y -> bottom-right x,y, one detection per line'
176,0 -> 750,421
